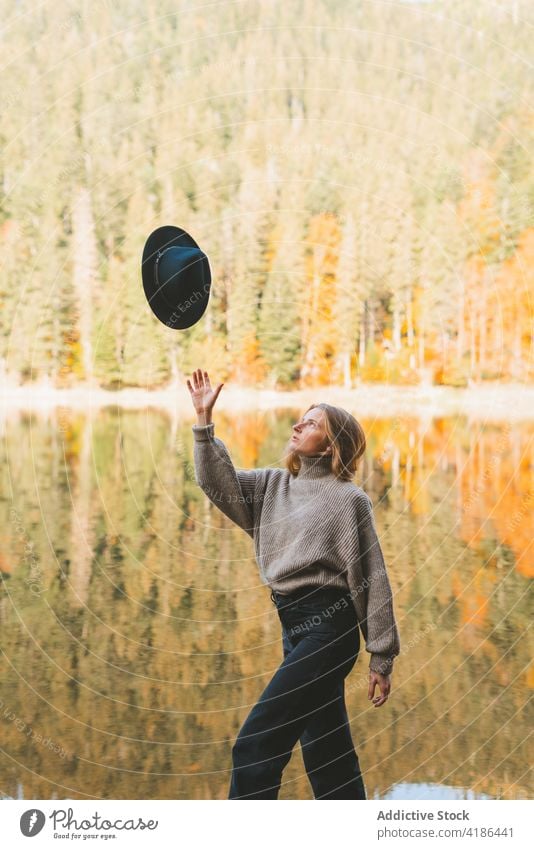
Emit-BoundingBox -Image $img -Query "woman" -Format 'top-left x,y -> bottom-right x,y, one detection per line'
187,368 -> 400,800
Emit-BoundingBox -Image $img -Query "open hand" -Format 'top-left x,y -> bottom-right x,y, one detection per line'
186,368 -> 224,415
368,670 -> 391,707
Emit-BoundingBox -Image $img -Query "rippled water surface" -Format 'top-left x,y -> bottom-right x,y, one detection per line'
0,408 -> 531,799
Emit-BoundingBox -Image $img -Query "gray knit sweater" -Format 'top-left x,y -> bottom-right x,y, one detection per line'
192,422 -> 401,675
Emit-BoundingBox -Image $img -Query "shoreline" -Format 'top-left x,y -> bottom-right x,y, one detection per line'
1,380 -> 534,421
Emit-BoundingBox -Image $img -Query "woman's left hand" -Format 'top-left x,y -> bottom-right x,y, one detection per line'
368,670 -> 391,707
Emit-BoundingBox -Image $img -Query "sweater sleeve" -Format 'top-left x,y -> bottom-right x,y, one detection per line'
356,493 -> 401,675
192,422 -> 265,538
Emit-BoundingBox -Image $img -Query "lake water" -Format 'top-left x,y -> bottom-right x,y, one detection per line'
0,407 -> 532,800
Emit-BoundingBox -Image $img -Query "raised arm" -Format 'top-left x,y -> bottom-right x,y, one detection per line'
192,421 -> 263,537
356,493 -> 401,677
187,369 -> 264,537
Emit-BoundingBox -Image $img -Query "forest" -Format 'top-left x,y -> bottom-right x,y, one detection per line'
0,0 -> 532,390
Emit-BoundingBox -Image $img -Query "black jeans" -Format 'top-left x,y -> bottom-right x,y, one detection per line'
228,585 -> 367,799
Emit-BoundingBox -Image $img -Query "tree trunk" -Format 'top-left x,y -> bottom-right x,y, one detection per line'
393,297 -> 401,352
457,277 -> 465,361
358,305 -> 366,368
470,317 -> 476,377
511,321 -> 522,380
480,274 -> 487,378
418,321 -> 425,369
72,187 -> 96,384
342,349 -> 351,388
368,298 -> 375,346
406,292 -> 414,349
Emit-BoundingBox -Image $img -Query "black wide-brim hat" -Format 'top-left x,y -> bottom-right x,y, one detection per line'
142,225 -> 211,329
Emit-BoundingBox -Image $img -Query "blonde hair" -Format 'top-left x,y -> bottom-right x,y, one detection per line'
284,402 -> 367,481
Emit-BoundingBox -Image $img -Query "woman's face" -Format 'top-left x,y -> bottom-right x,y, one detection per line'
289,407 -> 332,457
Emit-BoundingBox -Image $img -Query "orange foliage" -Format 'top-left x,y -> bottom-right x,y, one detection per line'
0,549 -> 12,575
457,151 -> 501,252
456,427 -> 533,578
301,213 -> 342,386
452,569 -> 496,629
230,333 -> 269,384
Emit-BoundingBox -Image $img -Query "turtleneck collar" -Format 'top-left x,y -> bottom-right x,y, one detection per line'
296,453 -> 335,480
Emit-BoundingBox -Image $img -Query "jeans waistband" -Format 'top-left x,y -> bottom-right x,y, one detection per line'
270,585 -> 352,605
